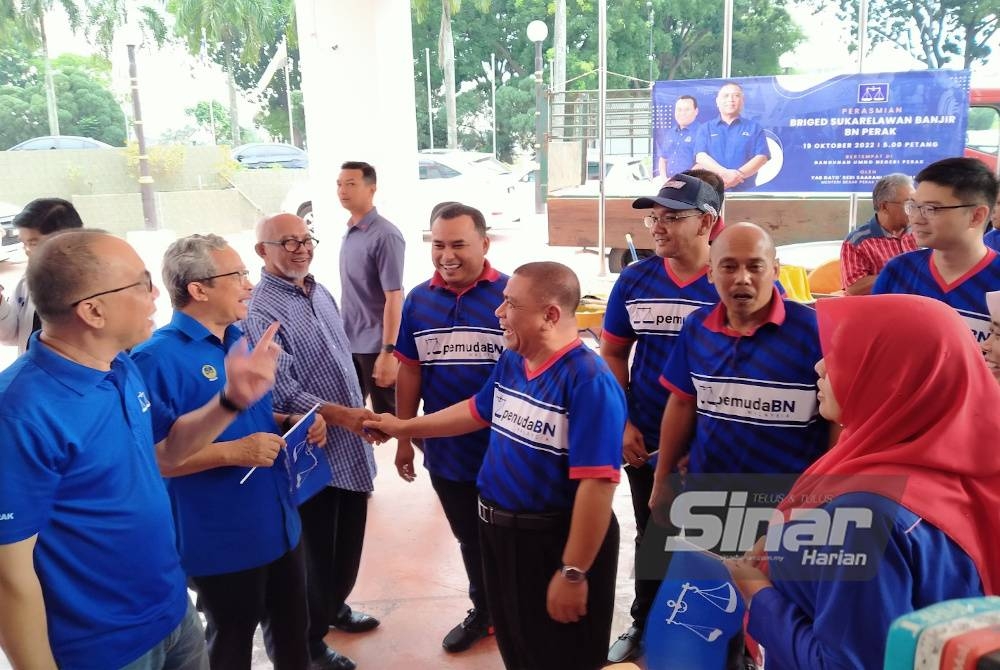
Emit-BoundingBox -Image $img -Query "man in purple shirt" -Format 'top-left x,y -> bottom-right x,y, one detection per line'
244,213 -> 383,670
337,161 -> 406,416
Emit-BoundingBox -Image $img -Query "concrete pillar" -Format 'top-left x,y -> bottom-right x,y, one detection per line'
294,0 -> 420,292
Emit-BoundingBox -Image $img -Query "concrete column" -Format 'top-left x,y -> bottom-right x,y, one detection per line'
294,0 -> 420,292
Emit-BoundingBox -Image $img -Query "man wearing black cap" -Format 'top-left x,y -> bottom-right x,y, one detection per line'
600,174 -> 722,663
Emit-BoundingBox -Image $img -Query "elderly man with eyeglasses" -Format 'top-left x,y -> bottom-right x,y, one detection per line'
873,157 -> 1000,345
242,213 -> 383,670
0,230 -> 285,670
130,233 -> 328,670
601,174 -> 723,663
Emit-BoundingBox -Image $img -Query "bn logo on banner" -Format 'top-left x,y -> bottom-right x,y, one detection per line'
858,83 -> 889,103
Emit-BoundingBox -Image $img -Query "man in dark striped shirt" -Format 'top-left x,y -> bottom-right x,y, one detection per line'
244,213 -> 382,670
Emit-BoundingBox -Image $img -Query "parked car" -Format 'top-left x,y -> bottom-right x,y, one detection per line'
0,202 -> 22,263
231,142 -> 308,169
281,152 -> 516,228
8,135 -> 114,150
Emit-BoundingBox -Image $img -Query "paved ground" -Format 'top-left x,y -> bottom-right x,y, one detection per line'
0,213 -> 651,669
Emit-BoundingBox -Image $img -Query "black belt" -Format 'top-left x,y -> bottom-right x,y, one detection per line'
477,498 -> 568,531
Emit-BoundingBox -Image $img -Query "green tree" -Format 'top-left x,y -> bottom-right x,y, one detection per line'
168,0 -> 280,145
0,47 -> 126,148
0,0 -> 82,135
799,0 -> 997,69
85,0 -> 169,56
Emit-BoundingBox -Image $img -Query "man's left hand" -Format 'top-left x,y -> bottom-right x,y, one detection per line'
224,322 -> 281,408
373,351 -> 399,388
291,412 -> 327,447
546,570 -> 588,623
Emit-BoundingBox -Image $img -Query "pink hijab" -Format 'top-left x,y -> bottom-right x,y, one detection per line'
780,294 -> 1000,594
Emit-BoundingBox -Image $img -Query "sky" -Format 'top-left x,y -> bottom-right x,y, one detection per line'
41,2 -> 1000,144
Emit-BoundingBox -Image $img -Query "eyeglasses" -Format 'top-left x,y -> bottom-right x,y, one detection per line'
261,237 -> 320,252
903,201 -> 978,219
643,212 -> 702,228
71,270 -> 153,306
193,269 -> 251,283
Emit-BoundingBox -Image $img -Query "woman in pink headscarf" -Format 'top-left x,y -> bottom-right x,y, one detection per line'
727,294 -> 1000,669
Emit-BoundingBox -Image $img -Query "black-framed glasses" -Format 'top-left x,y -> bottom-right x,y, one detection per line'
71,270 -> 153,306
643,212 -> 702,228
262,237 -> 320,252
193,269 -> 251,283
903,201 -> 978,219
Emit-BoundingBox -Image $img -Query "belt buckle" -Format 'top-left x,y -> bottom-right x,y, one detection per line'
477,499 -> 494,525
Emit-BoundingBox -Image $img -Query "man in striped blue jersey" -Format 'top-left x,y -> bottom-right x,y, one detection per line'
649,223 -> 830,527
601,173 -> 721,663
873,157 -> 1000,346
367,262 -> 626,670
393,203 -> 508,653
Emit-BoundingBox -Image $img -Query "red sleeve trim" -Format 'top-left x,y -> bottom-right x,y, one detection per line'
569,465 -> 621,483
659,375 -> 694,399
467,397 -> 491,428
394,351 -> 420,366
600,330 -> 634,346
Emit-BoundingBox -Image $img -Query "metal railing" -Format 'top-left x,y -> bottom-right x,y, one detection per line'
548,89 -> 652,141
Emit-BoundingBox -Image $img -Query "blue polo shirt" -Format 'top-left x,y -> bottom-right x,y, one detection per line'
395,262 -> 508,483
131,311 -> 300,577
873,248 -> 1000,345
471,340 -> 626,513
985,228 -> 999,252
0,335 -> 188,669
660,291 -> 828,475
602,257 -> 718,451
694,116 -> 770,191
656,124 -> 698,176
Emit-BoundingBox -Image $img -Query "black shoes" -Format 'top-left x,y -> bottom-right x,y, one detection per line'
310,647 -> 356,670
332,607 -> 380,633
607,624 -> 644,663
442,608 -> 494,653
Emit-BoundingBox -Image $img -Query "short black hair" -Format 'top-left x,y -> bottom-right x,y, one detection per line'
340,161 -> 376,185
915,157 -> 998,210
513,261 -> 580,313
677,94 -> 698,110
433,203 -> 488,237
13,197 -> 84,234
681,169 -> 725,207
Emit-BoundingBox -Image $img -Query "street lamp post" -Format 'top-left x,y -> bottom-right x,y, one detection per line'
527,20 -> 548,215
482,54 -> 497,159
124,28 -> 158,230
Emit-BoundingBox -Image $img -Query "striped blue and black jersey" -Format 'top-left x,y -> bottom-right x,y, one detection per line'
472,340 -> 626,513
984,228 -> 999,252
660,292 -> 828,476
395,263 -> 508,483
872,248 -> 1000,345
602,256 -> 718,450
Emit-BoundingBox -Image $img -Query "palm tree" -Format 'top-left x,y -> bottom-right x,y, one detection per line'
84,0 -> 169,56
413,0 -> 490,149
168,0 -> 278,146
0,0 -> 82,135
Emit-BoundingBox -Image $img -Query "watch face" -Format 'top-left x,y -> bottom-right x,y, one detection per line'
382,344 -> 395,353
562,567 -> 586,583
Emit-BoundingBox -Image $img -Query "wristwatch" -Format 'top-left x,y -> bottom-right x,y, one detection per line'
560,565 -> 587,584
382,343 -> 396,354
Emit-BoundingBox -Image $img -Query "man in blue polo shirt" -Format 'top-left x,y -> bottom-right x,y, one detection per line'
132,234 -> 325,670
694,82 -> 770,192
0,231 -> 282,670
601,174 -> 721,663
655,95 -> 700,180
367,261 -> 626,670
874,157 -> 1000,346
393,202 -> 508,653
649,223 -> 829,526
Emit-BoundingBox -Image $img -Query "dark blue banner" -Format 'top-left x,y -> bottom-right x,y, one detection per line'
652,70 -> 970,193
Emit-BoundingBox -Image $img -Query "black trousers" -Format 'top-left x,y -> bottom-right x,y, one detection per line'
430,475 -> 488,613
352,353 -> 396,415
479,511 -> 619,670
298,486 -> 370,657
624,462 -> 661,629
191,544 -> 308,670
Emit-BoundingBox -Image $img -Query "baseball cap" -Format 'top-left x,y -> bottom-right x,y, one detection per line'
632,174 -> 721,217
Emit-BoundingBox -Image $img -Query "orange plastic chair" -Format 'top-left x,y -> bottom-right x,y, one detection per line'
807,259 -> 842,295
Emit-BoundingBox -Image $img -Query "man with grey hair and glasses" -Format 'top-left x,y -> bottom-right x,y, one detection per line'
131,233 -> 326,670
0,230 -> 282,670
840,173 -> 917,295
